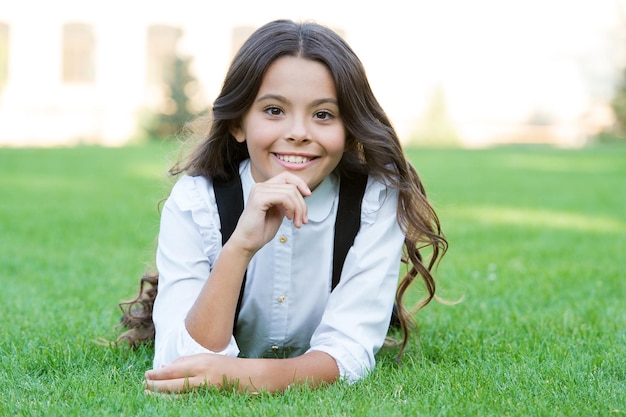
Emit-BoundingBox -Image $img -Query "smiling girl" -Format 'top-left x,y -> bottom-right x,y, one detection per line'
118,19 -> 447,393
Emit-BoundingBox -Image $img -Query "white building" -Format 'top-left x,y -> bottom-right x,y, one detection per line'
0,2 -> 237,146
0,0 -> 622,147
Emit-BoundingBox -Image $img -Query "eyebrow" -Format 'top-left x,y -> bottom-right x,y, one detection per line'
256,94 -> 338,107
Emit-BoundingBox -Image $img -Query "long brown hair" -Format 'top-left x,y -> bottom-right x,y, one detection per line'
118,19 -> 447,360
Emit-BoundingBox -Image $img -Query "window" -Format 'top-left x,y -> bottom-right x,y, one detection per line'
62,23 -> 95,83
0,22 -> 9,88
146,25 -> 182,86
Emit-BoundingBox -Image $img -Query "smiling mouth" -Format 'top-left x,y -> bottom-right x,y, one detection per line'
275,154 -> 316,164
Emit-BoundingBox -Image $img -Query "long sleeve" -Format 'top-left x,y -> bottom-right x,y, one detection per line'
152,175 -> 239,369
308,179 -> 404,382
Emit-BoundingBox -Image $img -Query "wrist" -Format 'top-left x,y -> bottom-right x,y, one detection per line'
221,238 -> 258,261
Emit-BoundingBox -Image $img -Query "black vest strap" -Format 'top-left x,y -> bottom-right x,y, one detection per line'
213,175 -> 247,331
213,172 -> 368,332
332,172 -> 368,290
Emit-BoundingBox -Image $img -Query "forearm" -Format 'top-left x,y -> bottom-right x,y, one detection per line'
144,351 -> 340,393
231,351 -> 339,392
185,242 -> 254,351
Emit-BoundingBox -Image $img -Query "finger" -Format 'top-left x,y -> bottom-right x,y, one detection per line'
266,172 -> 311,196
250,184 -> 308,227
272,188 -> 308,227
144,366 -> 187,381
144,376 -> 200,394
144,357 -> 200,381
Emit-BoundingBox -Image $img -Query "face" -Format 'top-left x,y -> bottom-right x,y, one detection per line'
230,56 -> 345,190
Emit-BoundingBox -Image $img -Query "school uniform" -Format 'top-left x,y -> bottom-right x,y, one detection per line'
152,159 -> 404,382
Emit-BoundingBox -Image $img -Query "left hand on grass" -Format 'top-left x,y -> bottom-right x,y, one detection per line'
144,353 -> 240,394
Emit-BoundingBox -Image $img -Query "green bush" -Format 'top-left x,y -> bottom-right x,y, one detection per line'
143,54 -> 201,141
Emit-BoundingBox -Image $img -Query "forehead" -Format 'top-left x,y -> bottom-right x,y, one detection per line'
257,56 -> 337,98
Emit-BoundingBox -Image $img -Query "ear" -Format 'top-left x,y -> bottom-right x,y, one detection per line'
229,123 -> 246,143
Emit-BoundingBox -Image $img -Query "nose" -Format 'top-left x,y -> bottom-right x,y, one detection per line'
286,117 -> 310,143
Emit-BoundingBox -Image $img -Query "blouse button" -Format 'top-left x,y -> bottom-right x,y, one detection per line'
279,235 -> 288,243
278,295 -> 286,303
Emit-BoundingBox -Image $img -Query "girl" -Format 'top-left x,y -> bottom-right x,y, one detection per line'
119,19 -> 447,393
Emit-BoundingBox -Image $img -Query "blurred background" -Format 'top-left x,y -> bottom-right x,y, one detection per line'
1,0 -> 626,148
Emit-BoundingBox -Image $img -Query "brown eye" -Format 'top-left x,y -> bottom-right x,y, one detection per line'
264,106 -> 283,116
314,111 -> 333,120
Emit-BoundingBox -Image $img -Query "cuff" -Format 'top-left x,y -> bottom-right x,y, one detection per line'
153,324 -> 240,369
306,345 -> 372,383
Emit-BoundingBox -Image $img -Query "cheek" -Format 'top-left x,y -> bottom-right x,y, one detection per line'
327,129 -> 347,156
247,123 -> 279,147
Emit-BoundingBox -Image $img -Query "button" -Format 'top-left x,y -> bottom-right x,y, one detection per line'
279,235 -> 287,243
278,295 -> 285,303
271,345 -> 279,351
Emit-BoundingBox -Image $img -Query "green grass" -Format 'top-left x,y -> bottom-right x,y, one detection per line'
1,143 -> 624,416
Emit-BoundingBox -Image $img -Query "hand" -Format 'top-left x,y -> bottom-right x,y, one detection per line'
144,353 -> 241,394
143,351 -> 339,394
228,172 -> 311,254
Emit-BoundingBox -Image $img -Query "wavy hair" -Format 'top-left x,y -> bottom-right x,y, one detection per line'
118,19 -> 447,360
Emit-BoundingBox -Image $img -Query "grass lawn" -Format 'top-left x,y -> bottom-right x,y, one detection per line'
0,143 -> 624,416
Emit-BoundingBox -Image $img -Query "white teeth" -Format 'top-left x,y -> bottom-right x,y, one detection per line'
277,154 -> 311,163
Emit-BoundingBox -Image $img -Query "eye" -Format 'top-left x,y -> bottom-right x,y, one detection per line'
264,106 -> 284,116
314,110 -> 334,121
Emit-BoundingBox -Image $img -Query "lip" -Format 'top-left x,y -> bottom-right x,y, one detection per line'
272,152 -> 318,170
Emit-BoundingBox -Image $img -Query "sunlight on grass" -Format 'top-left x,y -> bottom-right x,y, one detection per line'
503,154 -> 624,173
455,206 -> 626,234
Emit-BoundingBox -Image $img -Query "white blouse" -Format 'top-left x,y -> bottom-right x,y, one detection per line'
152,160 -> 405,382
